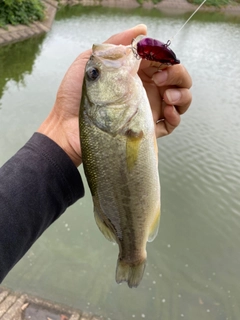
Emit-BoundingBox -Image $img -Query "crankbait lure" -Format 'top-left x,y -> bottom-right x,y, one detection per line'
132,0 -> 208,65
134,38 -> 180,65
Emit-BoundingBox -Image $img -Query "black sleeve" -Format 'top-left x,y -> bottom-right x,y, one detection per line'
0,133 -> 85,282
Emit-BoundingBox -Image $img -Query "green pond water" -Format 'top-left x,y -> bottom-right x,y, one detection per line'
1,5 -> 240,320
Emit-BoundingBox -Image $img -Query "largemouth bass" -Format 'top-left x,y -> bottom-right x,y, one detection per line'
80,42 -> 161,288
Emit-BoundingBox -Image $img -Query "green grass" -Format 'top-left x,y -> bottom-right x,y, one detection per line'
0,0 -> 45,28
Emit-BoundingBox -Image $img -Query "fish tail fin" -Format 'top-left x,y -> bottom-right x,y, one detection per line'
115,259 -> 146,288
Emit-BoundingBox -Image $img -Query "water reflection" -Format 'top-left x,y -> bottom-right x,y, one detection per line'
0,35 -> 45,101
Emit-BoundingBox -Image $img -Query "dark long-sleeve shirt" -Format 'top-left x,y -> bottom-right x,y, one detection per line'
0,133 -> 85,283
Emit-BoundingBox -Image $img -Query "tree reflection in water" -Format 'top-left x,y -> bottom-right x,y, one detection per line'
0,34 -> 45,101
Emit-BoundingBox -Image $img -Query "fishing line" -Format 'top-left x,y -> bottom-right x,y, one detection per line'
167,0 -> 208,46
130,0 -> 208,65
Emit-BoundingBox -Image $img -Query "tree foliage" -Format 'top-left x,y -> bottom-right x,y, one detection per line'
0,0 -> 45,27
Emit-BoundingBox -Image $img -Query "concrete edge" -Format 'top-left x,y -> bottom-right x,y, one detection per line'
0,286 -> 101,320
0,0 -> 58,47
61,0 -> 240,13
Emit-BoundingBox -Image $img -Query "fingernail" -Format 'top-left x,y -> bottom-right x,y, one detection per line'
166,89 -> 181,103
152,70 -> 168,85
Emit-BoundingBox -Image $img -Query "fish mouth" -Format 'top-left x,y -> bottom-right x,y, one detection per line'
91,43 -> 140,74
92,44 -> 132,60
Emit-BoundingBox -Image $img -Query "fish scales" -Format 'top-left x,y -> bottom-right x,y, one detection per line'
80,42 -> 161,288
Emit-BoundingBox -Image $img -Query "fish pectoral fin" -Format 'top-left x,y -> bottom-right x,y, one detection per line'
116,258 -> 146,288
126,130 -> 143,171
147,207 -> 160,242
94,206 -> 116,243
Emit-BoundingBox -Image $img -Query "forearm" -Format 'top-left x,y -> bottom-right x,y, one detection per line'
0,133 -> 84,282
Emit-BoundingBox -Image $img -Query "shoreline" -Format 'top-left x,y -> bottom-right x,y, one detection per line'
63,0 -> 240,13
0,0 -> 58,47
0,0 -> 240,47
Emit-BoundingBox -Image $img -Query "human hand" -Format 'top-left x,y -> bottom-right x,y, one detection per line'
38,24 -> 192,167
138,54 -> 192,138
38,25 -> 148,167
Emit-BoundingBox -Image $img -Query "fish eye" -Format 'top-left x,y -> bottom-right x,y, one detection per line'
86,67 -> 100,81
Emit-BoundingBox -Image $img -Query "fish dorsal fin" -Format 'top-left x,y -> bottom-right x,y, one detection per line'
126,130 -> 143,171
148,207 -> 161,242
94,203 -> 116,243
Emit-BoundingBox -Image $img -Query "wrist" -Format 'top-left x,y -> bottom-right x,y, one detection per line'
37,111 -> 81,167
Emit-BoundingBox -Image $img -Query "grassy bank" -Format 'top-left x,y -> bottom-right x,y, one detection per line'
0,0 -> 45,28
1,0 -> 240,28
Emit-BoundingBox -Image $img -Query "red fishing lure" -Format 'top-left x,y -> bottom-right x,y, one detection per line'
133,37 -> 180,65
132,0 -> 208,64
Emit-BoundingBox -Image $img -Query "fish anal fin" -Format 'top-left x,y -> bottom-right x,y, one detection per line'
148,207 -> 161,242
115,258 -> 146,288
94,205 -> 116,243
126,130 -> 143,171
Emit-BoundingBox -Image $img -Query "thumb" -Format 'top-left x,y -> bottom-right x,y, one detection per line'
104,24 -> 147,46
